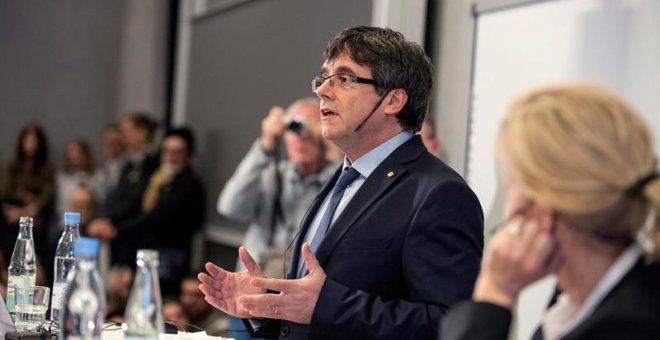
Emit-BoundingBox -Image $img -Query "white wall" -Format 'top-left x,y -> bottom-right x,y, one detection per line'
431,0 -> 475,173
371,0 -> 427,45
444,0 -> 660,339
0,0 -> 169,169
468,0 -> 660,232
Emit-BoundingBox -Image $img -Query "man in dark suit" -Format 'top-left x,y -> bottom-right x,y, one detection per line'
88,113 -> 159,266
199,26 -> 484,339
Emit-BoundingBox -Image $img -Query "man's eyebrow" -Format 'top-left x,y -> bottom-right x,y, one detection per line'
319,65 -> 357,75
334,65 -> 356,75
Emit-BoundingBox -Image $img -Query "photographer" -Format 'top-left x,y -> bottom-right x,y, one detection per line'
218,97 -> 336,278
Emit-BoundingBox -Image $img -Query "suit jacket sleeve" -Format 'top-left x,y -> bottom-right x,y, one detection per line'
309,180 -> 484,339
241,318 -> 282,339
442,301 -> 511,340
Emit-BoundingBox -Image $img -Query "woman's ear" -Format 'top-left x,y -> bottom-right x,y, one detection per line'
536,206 -> 557,233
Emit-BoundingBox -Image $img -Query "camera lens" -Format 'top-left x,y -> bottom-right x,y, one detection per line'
286,118 -> 306,134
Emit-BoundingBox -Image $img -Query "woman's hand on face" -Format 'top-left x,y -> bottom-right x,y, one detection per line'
473,218 -> 560,308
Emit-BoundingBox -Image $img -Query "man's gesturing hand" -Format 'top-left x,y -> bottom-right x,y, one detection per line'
198,246 -> 266,318
238,243 -> 327,325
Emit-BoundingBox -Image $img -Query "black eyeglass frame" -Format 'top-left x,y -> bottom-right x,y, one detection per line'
311,73 -> 379,93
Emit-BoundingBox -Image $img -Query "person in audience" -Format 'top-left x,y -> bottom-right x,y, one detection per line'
67,183 -> 113,280
89,127 -> 204,295
199,26 -> 483,339
218,97 -> 336,278
218,97 -> 336,340
68,184 -> 98,233
442,84 -> 660,340
45,183 -> 101,283
420,114 -> 441,157
100,124 -> 127,197
106,265 -> 133,322
163,297 -> 189,331
55,138 -> 104,218
88,113 -> 159,266
94,125 -> 126,278
1,123 -> 55,262
179,274 -> 227,334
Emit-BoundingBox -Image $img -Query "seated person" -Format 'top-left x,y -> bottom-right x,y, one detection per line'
106,265 -> 133,322
44,183 -> 100,284
179,274 -> 227,335
442,84 -> 660,340
163,297 -> 189,332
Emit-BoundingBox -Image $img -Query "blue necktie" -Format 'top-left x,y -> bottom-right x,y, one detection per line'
300,167 -> 360,276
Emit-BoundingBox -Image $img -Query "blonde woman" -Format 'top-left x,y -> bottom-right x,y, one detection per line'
443,84 -> 660,339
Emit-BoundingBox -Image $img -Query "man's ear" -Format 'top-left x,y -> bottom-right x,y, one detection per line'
383,88 -> 408,116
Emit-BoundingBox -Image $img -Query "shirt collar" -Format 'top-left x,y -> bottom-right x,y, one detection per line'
342,130 -> 414,178
542,243 -> 644,339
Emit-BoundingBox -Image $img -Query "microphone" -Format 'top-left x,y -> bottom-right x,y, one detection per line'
353,89 -> 391,132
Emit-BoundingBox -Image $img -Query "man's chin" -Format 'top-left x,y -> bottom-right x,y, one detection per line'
322,129 -> 337,141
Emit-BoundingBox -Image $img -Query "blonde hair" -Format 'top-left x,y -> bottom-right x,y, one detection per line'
497,84 -> 660,259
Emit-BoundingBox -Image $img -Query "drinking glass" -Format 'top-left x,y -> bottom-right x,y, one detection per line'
14,286 -> 50,331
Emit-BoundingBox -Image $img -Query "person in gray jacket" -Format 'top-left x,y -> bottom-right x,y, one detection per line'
217,97 -> 337,278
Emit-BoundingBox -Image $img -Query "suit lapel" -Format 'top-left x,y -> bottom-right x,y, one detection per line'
314,136 -> 426,268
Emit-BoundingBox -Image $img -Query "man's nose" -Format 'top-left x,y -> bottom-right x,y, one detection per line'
315,78 -> 333,99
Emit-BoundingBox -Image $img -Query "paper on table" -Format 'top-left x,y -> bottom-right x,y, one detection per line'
100,329 -> 234,340
160,331 -> 233,339
0,296 -> 17,338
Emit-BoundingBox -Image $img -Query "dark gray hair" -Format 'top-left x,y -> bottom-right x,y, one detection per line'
323,26 -> 433,132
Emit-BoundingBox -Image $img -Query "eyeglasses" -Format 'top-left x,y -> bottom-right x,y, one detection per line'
311,73 -> 379,93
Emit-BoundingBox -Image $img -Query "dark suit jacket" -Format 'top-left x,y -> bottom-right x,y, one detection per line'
103,152 -> 159,265
247,136 -> 484,339
114,167 -> 205,247
103,152 -> 159,225
115,167 -> 205,295
441,259 -> 660,340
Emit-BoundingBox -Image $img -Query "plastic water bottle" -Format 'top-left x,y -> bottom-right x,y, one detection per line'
59,237 -> 106,340
52,212 -> 81,321
124,249 -> 163,339
7,216 -> 37,322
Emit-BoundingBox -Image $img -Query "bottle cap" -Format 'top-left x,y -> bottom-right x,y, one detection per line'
136,249 -> 159,266
75,237 -> 100,256
64,212 -> 81,224
19,216 -> 33,226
